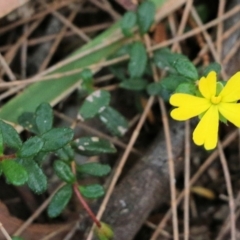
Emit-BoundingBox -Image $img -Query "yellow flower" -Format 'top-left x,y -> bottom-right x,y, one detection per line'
170,71 -> 240,150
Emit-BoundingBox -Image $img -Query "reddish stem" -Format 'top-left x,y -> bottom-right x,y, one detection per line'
0,154 -> 16,161
73,183 -> 101,228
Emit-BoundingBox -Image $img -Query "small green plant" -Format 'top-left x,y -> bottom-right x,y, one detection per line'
2,1 -> 236,239
0,102 -> 116,239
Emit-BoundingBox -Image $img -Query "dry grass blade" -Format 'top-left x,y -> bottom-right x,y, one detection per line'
1,6 -> 240,90
90,0 -> 121,20
158,98 -> 179,240
0,0 -> 77,34
217,142 -> 236,240
41,4 -> 91,42
216,192 -> 240,240
150,129 -> 238,239
13,183 -> 66,236
0,23 -> 112,53
0,53 -> 16,81
38,9 -> 79,72
144,31 -> 179,240
171,0 -> 193,52
222,39 -> 240,65
190,7 -> 228,79
0,222 -> 12,240
216,0 -> 226,55
184,121 -> 190,240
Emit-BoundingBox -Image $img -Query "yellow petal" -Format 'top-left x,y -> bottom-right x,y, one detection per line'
219,72 -> 240,102
198,71 -> 217,99
218,102 -> 240,127
170,94 -> 210,120
193,105 -> 219,150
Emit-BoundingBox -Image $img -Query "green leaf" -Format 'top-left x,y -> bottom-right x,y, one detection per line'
160,75 -> 192,91
175,83 -> 196,95
128,42 -> 147,78
41,128 -> 74,151
0,120 -> 22,150
173,58 -> 198,80
147,82 -> 163,96
56,145 -> 74,161
120,78 -> 148,91
47,184 -> 72,218
54,160 -> 76,184
77,162 -> 111,177
80,69 -> 94,93
18,159 -> 47,194
154,48 -> 198,80
79,184 -> 105,199
154,48 -> 177,71
72,137 -> 116,156
219,112 -> 228,124
18,136 -> 44,158
147,75 -> 191,100
35,102 -> 53,134
137,1 -> 156,34
12,237 -> 25,240
216,81 -> 224,95
121,11 -> 137,37
80,69 -> 93,83
78,90 -> 110,120
98,106 -> 128,137
1,160 -> 28,186
0,128 -> 3,155
203,62 -> 221,76
34,151 -> 48,165
196,3 -> 210,23
18,112 -> 38,134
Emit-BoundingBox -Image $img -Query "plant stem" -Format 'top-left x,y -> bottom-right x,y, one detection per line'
0,154 -> 16,161
73,183 -> 101,228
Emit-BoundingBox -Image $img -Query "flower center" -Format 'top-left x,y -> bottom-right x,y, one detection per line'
211,95 -> 222,104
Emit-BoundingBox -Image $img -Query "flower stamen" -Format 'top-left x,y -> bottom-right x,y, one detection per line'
211,95 -> 222,104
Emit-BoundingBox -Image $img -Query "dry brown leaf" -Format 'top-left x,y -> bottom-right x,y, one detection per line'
0,0 -> 29,18
0,201 -> 71,240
